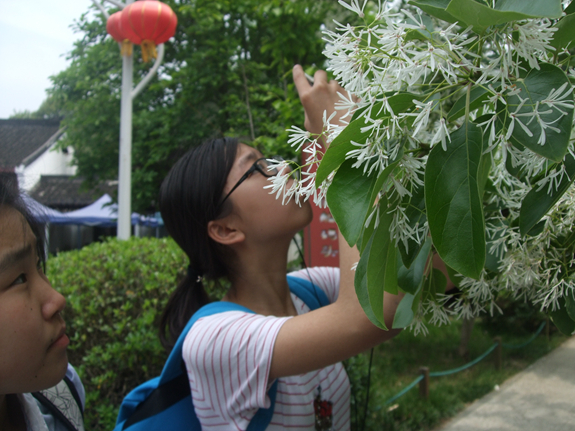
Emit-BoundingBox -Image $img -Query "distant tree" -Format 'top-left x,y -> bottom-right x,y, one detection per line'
48,0 -> 343,212
9,94 -> 64,120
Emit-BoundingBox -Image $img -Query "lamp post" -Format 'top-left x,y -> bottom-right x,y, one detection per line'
91,0 -> 176,239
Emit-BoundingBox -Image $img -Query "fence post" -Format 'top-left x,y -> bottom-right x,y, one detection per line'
419,367 -> 429,399
494,337 -> 502,370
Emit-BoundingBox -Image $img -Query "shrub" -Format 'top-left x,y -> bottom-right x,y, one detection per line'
47,237 -> 206,430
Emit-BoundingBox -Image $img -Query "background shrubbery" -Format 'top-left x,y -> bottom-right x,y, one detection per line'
48,237 -> 190,430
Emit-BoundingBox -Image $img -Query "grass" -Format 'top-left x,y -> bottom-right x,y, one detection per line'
344,317 -> 567,431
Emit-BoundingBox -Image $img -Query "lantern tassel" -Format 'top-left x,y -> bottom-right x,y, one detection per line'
140,40 -> 158,63
120,40 -> 133,57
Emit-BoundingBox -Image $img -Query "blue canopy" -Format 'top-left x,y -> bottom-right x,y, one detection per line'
24,193 -> 162,227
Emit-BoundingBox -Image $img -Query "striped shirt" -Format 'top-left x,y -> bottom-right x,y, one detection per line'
182,267 -> 350,430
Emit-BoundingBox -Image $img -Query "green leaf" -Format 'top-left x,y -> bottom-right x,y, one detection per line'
316,119 -> 370,185
392,292 -> 417,329
565,290 -> 575,322
425,120 -> 486,279
495,0 -> 562,18
503,63 -> 574,163
448,87 -> 490,122
327,159 -> 379,246
355,198 -> 397,329
397,170 -> 427,268
445,264 -> 464,288
409,0 -> 458,24
398,237 -> 432,295
354,233 -> 384,327
392,280 -> 424,329
566,1 -> 575,15
368,146 -> 404,215
477,147 -> 492,199
550,297 -> 575,335
358,208 -> 377,254
426,268 -> 447,300
551,13 -> 575,51
519,153 -> 575,235
445,0 -> 562,34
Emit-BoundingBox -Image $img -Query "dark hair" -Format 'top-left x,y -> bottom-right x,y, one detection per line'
0,174 -> 47,268
159,137 -> 239,350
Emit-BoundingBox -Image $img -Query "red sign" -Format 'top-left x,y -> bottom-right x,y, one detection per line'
302,142 -> 339,267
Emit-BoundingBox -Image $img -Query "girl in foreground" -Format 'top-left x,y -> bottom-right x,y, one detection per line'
0,179 -> 85,431
158,66 -> 402,430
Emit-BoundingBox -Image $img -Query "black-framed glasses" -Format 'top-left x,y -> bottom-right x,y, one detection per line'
219,158 -> 279,207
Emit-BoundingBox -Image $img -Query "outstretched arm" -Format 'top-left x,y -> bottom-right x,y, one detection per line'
269,67 -> 403,381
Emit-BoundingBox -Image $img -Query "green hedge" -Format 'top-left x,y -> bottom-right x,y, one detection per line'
48,237 -> 190,430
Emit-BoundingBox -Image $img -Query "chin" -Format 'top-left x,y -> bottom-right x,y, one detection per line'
301,201 -> 314,226
42,353 -> 69,391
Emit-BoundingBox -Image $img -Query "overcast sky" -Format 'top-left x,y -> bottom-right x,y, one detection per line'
0,0 -> 95,119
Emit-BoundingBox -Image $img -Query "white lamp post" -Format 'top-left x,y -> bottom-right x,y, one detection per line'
91,0 -> 167,239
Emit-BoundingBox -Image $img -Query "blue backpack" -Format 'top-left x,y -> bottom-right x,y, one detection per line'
114,276 -> 329,431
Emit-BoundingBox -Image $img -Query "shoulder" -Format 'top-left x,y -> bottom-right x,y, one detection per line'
64,364 -> 85,411
31,365 -> 86,431
183,311 -> 291,369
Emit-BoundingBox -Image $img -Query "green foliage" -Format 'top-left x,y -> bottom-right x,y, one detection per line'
306,0 -> 575,334
47,237 -> 226,430
48,0 -> 340,212
425,120 -> 486,279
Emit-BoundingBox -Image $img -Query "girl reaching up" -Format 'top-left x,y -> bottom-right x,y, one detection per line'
156,66 -> 404,431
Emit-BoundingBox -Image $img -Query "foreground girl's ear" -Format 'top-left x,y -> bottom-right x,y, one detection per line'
207,219 -> 245,246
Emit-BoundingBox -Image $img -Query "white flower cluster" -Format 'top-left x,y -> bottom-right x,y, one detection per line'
273,0 -> 575,332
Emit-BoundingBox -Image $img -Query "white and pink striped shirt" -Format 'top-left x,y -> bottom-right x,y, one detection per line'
182,267 -> 350,430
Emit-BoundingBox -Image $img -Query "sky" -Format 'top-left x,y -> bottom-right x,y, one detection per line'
0,0 -> 95,119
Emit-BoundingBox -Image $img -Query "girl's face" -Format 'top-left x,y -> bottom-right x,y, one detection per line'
223,144 -> 313,241
0,206 -> 68,395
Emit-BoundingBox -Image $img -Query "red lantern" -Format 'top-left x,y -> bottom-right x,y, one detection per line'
106,11 -> 133,57
120,1 -> 177,62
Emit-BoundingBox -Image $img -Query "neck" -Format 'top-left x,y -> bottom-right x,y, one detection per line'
0,394 -> 25,431
224,236 -> 297,317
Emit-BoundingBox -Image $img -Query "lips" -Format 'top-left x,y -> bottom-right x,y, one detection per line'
49,326 -> 69,350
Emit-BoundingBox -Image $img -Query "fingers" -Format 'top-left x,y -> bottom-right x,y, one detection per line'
313,70 -> 328,85
293,64 -> 311,96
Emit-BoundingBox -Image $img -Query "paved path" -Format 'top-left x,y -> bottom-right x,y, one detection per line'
437,336 -> 575,431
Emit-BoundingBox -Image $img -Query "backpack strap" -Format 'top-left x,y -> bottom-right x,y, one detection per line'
32,376 -> 85,431
286,275 -> 330,309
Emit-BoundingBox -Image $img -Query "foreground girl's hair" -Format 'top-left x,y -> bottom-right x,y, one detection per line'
158,137 -> 239,350
0,176 -> 46,268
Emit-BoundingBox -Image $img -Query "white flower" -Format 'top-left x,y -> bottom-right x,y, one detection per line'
286,126 -> 312,152
430,118 -> 450,151
338,0 -> 367,19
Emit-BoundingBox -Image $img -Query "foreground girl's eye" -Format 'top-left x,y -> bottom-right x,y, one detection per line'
10,273 -> 27,287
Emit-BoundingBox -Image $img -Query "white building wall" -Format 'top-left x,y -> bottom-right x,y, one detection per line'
17,143 -> 76,191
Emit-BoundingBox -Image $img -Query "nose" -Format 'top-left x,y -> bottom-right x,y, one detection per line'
40,276 -> 66,320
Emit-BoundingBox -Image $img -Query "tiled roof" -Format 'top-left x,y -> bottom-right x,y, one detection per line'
0,119 -> 64,168
29,175 -> 117,210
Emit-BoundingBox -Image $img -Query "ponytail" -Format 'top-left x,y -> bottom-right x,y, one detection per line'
158,138 -> 239,351
159,272 -> 210,350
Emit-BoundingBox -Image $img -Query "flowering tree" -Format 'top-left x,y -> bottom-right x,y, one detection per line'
269,0 -> 575,335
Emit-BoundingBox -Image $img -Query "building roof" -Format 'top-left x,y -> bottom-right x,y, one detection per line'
0,119 -> 64,169
29,175 -> 117,211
